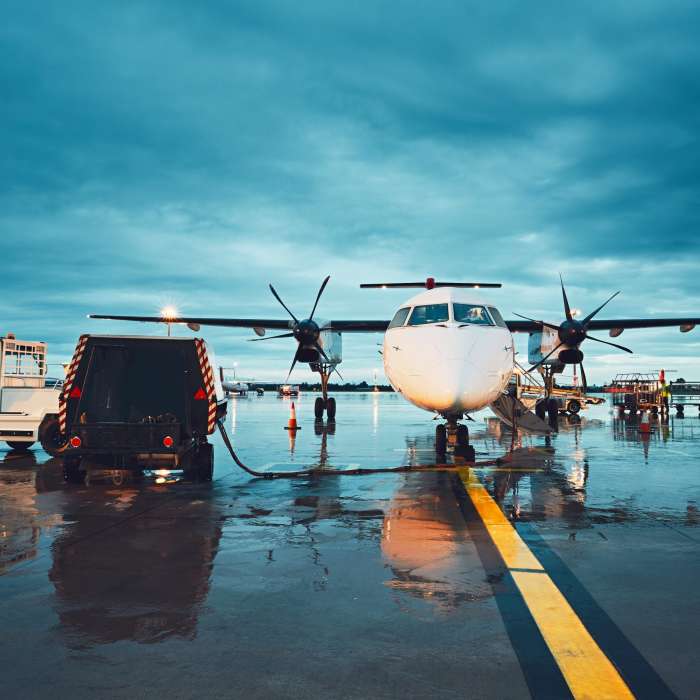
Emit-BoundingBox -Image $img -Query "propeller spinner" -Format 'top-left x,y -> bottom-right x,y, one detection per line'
515,276 -> 633,392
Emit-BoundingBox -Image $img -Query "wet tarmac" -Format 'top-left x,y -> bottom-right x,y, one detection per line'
1,393 -> 699,699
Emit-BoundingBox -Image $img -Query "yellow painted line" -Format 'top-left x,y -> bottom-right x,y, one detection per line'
459,469 -> 634,700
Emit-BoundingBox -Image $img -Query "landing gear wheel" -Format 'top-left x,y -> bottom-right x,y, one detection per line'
456,424 -> 469,448
435,424 -> 447,457
6,441 -> 33,451
314,397 -> 325,420
326,397 -> 336,421
547,398 -> 559,431
567,399 -> 581,415
64,457 -> 83,484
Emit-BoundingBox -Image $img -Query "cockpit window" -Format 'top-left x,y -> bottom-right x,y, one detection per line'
388,307 -> 410,329
453,303 -> 493,325
488,306 -> 507,328
407,303 -> 449,326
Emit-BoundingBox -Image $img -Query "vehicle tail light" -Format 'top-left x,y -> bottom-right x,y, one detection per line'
70,436 -> 82,448
162,435 -> 174,448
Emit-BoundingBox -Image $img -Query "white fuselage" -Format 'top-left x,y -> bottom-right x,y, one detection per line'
382,288 -> 514,416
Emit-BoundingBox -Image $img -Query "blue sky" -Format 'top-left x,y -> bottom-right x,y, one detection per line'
2,1 -> 699,383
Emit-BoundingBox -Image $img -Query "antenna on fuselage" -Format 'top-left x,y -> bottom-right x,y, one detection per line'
360,277 -> 502,290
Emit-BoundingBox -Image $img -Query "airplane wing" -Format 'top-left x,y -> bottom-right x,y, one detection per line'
88,314 -> 391,333
506,318 -> 700,332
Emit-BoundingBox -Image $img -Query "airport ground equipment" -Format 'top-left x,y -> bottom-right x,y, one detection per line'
669,381 -> 700,416
606,373 -> 665,415
0,333 -> 62,450
40,335 -> 227,483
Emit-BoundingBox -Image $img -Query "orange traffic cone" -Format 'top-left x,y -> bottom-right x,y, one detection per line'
640,410 -> 651,434
285,401 -> 301,431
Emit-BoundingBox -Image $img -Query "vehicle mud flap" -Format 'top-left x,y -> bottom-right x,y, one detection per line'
490,395 -> 552,435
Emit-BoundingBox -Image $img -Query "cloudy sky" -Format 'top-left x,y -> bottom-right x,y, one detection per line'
2,1 -> 699,383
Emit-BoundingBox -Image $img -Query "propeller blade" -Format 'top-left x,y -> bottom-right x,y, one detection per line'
527,343 -> 563,373
286,346 -> 302,382
581,290 -> 620,325
314,342 -> 330,363
513,312 -> 561,332
269,284 -> 299,323
560,274 -> 573,321
584,333 -> 633,353
309,275 -> 330,321
579,363 -> 588,394
248,332 -> 295,342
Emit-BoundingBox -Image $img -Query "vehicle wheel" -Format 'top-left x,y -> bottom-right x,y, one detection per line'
39,414 -> 66,456
435,424 -> 447,457
326,397 -> 336,420
567,400 -> 581,415
535,400 -> 547,420
314,397 -> 325,419
547,398 -> 559,431
64,457 -> 83,484
6,441 -> 33,451
456,424 -> 469,448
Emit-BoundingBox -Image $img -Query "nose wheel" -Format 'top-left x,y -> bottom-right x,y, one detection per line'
435,419 -> 475,461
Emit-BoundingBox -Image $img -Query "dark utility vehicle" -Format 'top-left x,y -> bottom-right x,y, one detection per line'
39,335 -> 226,482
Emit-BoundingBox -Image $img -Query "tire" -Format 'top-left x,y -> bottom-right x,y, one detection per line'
64,457 -> 83,484
39,414 -> 66,456
6,441 -> 33,451
567,400 -> 581,415
456,424 -> 469,448
435,424 -> 447,456
326,397 -> 336,420
314,397 -> 325,419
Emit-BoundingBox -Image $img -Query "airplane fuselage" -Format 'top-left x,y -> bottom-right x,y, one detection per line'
382,288 -> 514,417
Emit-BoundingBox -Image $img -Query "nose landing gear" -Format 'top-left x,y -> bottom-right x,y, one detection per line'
435,417 -> 476,461
312,364 -> 337,422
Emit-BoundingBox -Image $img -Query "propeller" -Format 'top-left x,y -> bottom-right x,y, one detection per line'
517,276 -> 633,392
254,275 -> 336,381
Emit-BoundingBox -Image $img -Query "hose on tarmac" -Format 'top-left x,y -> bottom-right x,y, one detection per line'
216,418 -> 502,480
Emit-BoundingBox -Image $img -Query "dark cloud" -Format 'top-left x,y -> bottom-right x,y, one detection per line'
1,0 -> 699,381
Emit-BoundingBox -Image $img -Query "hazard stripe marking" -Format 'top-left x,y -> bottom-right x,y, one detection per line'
458,469 -> 634,700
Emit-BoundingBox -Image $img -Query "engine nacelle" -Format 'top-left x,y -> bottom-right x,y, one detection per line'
319,330 -> 343,365
528,328 -> 560,366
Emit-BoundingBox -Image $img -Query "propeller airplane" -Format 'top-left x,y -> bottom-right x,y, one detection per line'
90,276 -> 700,459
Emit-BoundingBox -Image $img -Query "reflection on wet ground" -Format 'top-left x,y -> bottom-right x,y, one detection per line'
1,394 -> 699,698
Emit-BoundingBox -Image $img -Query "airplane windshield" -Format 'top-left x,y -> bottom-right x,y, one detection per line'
453,304 -> 493,325
407,304 -> 449,326
388,307 -> 410,329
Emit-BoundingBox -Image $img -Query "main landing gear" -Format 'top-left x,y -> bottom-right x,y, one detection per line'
312,363 -> 336,422
435,416 -> 475,462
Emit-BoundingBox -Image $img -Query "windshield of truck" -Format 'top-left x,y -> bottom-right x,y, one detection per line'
78,344 -> 187,423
